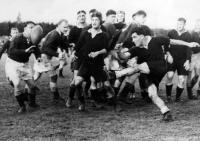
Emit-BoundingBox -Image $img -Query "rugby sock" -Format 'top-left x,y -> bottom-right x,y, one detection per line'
28,94 -> 39,107
114,87 -> 120,95
175,87 -> 184,101
191,75 -> 199,88
166,85 -> 173,97
187,86 -> 193,99
76,85 -> 85,104
16,94 -> 25,107
53,89 -> 60,99
119,82 -> 132,98
85,80 -> 91,97
90,89 -> 96,100
69,85 -> 75,100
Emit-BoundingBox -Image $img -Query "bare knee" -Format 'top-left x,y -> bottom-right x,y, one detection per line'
148,84 -> 158,99
178,75 -> 186,88
166,71 -> 174,84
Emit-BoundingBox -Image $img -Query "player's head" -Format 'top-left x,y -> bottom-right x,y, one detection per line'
91,11 -> 102,29
77,10 -> 86,24
194,19 -> 200,32
57,19 -> 69,34
177,17 -> 186,32
131,25 -> 152,46
117,11 -> 125,23
132,10 -> 147,25
10,27 -> 19,38
89,9 -> 98,18
24,21 -> 35,39
106,9 -> 116,24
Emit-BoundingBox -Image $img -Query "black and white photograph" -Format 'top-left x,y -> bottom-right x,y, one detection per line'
0,0 -> 200,140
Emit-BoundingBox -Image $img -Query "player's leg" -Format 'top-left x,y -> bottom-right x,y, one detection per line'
175,75 -> 186,101
74,75 -> 85,111
117,74 -> 139,104
66,70 -> 77,108
186,70 -> 198,100
49,70 -> 65,103
58,58 -> 67,78
165,61 -> 175,102
147,84 -> 173,121
165,71 -> 175,102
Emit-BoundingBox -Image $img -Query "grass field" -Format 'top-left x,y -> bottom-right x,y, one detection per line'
1,54 -> 200,141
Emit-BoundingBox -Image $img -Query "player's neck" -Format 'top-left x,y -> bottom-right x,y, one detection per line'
177,29 -> 186,35
143,36 -> 152,49
77,22 -> 87,28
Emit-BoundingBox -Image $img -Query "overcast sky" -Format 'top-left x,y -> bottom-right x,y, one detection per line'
0,0 -> 200,29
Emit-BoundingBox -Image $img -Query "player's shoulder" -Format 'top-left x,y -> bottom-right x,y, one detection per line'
12,33 -> 24,42
46,29 -> 60,39
168,29 -> 177,34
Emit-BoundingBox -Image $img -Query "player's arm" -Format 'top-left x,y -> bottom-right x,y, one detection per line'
89,34 -> 108,58
170,39 -> 199,48
42,34 -> 59,57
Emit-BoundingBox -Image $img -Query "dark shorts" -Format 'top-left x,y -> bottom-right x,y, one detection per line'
167,60 -> 188,75
140,60 -> 167,89
78,60 -> 107,82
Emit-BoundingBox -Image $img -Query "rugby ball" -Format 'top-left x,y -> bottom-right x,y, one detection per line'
31,25 -> 43,45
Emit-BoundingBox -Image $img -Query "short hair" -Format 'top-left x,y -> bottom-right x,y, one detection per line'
89,9 -> 97,14
57,19 -> 68,26
11,27 -> 19,31
118,10 -> 125,15
132,10 -> 147,18
178,17 -> 186,24
26,21 -> 36,26
77,10 -> 86,15
91,11 -> 102,23
106,9 -> 116,16
131,25 -> 152,36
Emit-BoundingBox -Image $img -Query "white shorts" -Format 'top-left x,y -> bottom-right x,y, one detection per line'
5,57 -> 33,96
5,57 -> 33,81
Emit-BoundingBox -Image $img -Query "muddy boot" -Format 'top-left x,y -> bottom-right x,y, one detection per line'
162,111 -> 173,122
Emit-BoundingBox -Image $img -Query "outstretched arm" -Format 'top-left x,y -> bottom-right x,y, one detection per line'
170,39 -> 200,48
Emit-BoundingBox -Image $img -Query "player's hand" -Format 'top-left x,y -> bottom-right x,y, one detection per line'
120,48 -> 129,53
166,52 -> 173,64
69,43 -> 75,48
184,60 -> 190,71
71,51 -> 78,61
188,42 -> 200,48
41,54 -> 49,63
58,52 -> 65,60
25,45 -> 36,53
114,43 -> 123,50
88,52 -> 99,58
127,57 -> 138,67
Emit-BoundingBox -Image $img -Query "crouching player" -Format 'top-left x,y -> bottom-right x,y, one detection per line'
5,22 -> 42,113
109,25 -> 199,121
